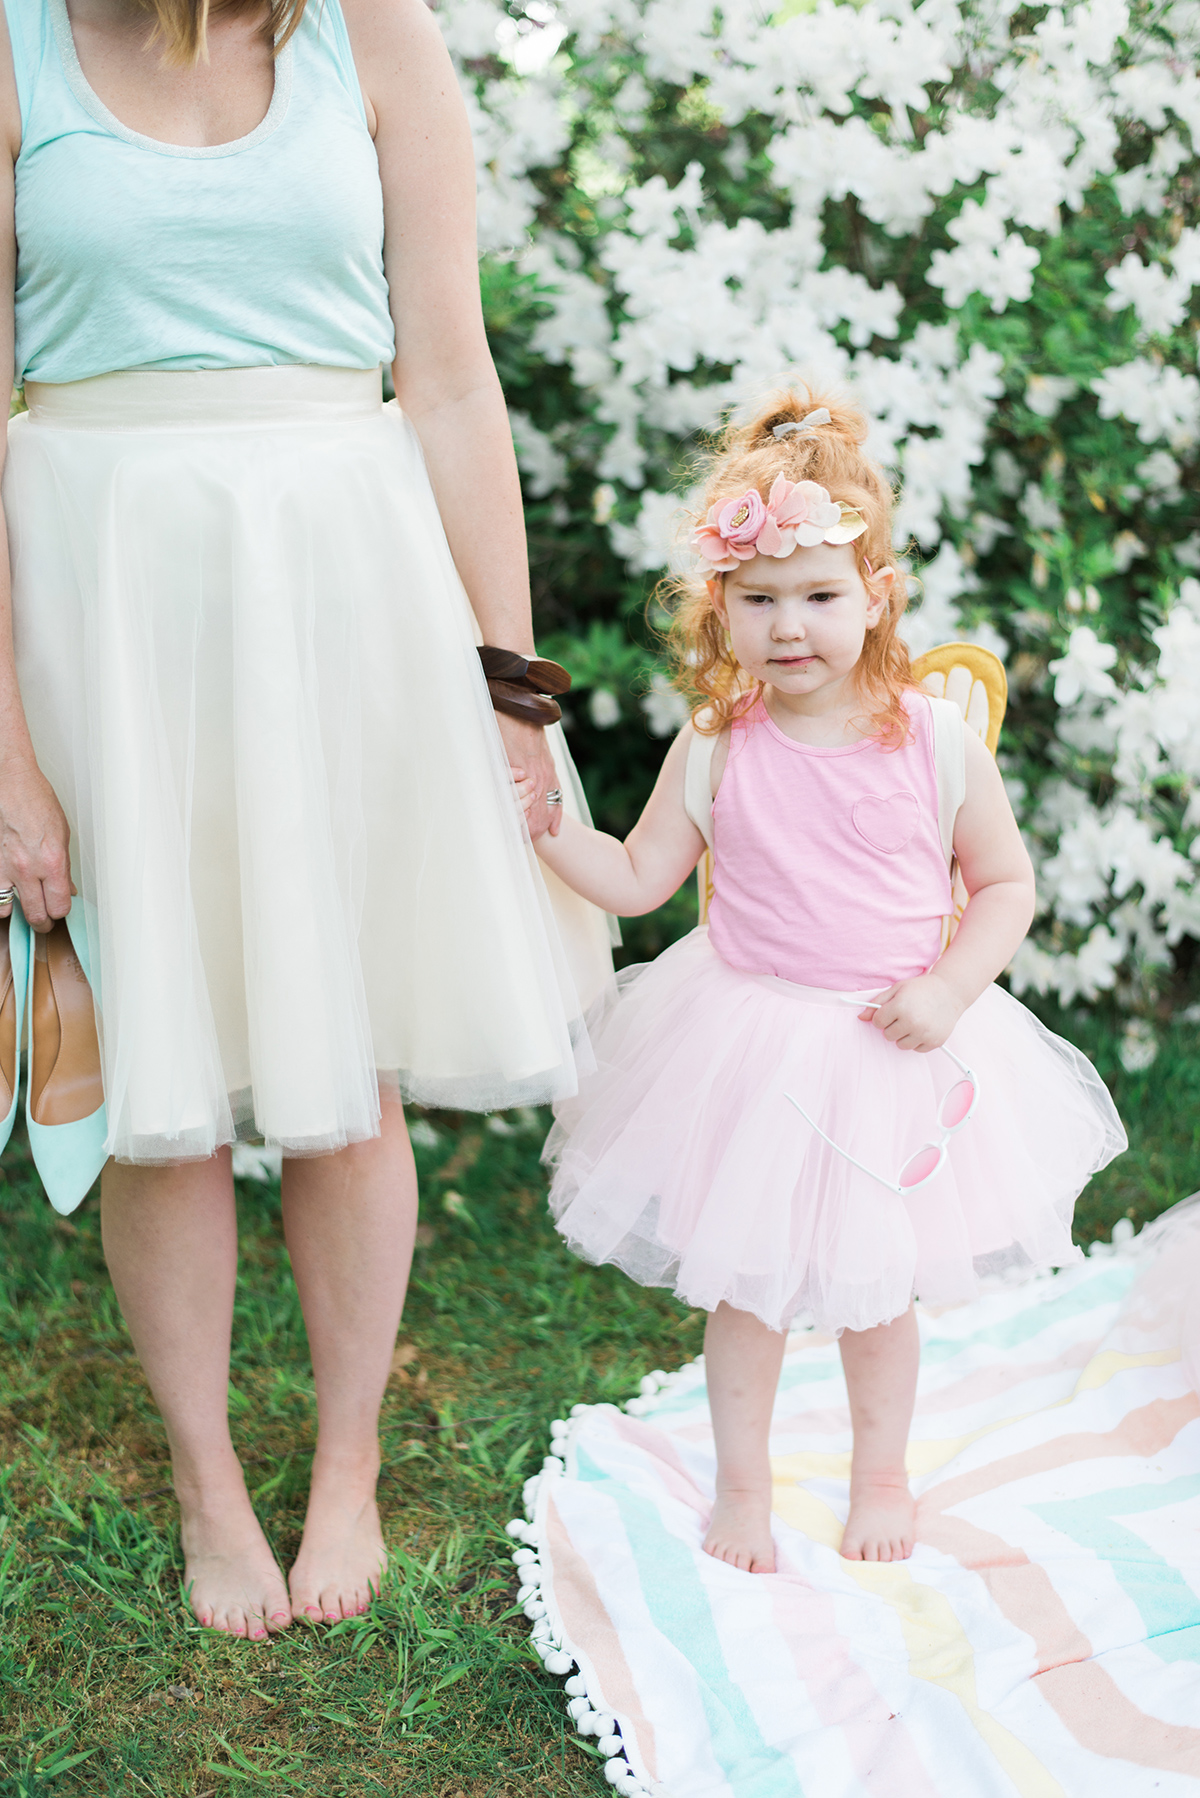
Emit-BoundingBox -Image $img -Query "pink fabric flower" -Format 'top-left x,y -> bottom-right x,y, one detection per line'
764,475 -> 843,552
694,490 -> 766,571
692,474 -> 867,569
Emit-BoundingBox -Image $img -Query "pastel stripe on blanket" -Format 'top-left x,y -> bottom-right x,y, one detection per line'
526,1252 -> 1200,1798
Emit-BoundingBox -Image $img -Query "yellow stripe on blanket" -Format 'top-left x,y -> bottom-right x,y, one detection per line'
1072,1346 -> 1180,1393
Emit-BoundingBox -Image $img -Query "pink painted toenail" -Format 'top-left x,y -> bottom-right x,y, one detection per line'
270,1611 -> 290,1623
324,1610 -> 339,1620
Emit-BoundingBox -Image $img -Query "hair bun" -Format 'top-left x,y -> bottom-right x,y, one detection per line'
744,389 -> 866,452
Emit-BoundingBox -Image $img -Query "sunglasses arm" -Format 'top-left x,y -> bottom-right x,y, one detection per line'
783,1092 -> 905,1196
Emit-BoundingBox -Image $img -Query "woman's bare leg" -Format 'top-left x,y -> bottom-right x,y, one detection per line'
100,1151 -> 291,1639
702,1302 -> 787,1574
283,1089 -> 417,1622
838,1304 -> 919,1562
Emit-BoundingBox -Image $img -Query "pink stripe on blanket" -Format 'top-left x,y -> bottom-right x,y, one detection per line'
545,1495 -> 661,1781
769,1559 -> 940,1797
918,1393 -> 1200,1774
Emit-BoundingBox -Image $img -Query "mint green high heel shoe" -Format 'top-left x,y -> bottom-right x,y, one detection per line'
27,904 -> 108,1215
0,904 -> 30,1158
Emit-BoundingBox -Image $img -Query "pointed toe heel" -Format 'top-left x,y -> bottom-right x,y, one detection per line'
28,911 -> 108,1215
0,908 -> 30,1158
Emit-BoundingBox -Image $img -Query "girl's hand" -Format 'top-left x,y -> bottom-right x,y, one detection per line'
511,766 -> 543,832
0,756 -> 73,931
858,973 -> 964,1052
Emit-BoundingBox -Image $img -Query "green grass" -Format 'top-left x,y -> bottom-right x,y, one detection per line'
2,1007 -> 1198,1796
0,1111 -> 703,1797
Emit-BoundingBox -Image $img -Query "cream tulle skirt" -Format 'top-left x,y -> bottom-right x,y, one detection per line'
6,366 -> 611,1165
545,929 -> 1127,1334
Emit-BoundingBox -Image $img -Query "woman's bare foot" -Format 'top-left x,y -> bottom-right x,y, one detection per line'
180,1489 -> 292,1639
288,1457 -> 387,1622
702,1485 -> 777,1573
840,1473 -> 915,1562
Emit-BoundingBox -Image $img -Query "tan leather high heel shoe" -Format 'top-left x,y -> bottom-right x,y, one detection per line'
30,918 -> 104,1126
0,917 -> 16,1116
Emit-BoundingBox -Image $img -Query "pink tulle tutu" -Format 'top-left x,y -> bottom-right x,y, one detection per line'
544,929 -> 1127,1334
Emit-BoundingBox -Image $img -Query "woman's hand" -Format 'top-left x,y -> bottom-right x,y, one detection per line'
858,973 -> 965,1052
496,713 -> 563,837
0,756 -> 73,930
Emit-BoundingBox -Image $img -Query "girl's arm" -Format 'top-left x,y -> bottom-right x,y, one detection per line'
533,726 -> 708,916
341,0 -> 561,834
0,25 -> 73,932
864,729 -> 1036,1051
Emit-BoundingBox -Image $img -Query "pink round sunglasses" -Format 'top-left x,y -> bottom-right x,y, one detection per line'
784,1034 -> 979,1196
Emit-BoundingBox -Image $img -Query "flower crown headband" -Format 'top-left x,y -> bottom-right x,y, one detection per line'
692,407 -> 868,574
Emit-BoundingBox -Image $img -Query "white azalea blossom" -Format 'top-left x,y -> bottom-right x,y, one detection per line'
641,672 -> 692,738
1092,360 -> 1200,451
1048,628 -> 1118,708
609,487 -> 694,573
1025,375 -> 1078,419
1020,484 -> 1066,533
927,232 -> 1040,314
589,688 -> 622,729
1105,254 -> 1192,337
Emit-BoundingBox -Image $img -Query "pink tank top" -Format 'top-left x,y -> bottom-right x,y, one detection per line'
706,695 -> 952,990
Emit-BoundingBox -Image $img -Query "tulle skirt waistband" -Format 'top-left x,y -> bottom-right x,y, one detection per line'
745,970 -> 887,1007
23,364 -> 384,429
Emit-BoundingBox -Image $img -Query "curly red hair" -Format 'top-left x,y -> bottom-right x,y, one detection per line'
662,386 -> 916,747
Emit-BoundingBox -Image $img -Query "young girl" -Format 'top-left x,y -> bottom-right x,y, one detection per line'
525,390 -> 1126,1573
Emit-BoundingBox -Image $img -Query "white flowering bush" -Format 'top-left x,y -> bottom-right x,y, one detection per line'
448,0 -> 1200,1004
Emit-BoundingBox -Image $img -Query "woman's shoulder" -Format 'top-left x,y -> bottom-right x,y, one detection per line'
337,0 -> 450,76
0,0 -> 28,161
337,0 -> 467,152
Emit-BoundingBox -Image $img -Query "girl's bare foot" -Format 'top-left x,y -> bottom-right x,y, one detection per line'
288,1456 -> 387,1622
840,1473 -> 915,1562
181,1491 -> 292,1639
702,1485 -> 777,1573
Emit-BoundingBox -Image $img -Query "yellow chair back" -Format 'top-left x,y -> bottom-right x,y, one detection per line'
912,642 -> 1008,946
911,642 -> 1007,756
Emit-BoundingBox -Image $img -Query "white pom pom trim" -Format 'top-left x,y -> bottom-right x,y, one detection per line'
509,1385 -> 674,1797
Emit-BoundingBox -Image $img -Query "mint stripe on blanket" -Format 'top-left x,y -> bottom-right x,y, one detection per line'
649,1355 -> 842,1420
919,1263 -> 1134,1363
1034,1473 -> 1200,1663
577,1446 -> 806,1798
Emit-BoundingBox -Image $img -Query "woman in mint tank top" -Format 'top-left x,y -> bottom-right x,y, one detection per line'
0,0 -> 608,1638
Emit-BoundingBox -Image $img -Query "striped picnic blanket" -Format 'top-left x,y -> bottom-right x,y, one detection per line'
513,1245 -> 1200,1797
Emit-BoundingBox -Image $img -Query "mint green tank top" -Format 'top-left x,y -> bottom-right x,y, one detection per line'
4,0 -> 397,385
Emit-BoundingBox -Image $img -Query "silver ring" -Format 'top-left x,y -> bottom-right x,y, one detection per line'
0,886 -> 15,906
545,789 -> 563,806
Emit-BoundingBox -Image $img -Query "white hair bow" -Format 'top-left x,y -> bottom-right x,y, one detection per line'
772,407 -> 832,439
